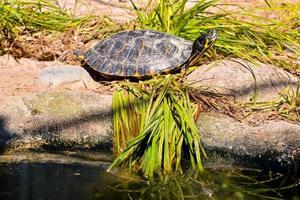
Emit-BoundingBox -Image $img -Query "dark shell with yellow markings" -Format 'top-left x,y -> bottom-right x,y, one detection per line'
84,30 -> 193,78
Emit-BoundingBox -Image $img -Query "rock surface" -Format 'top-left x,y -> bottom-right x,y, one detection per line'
188,59 -> 299,102
198,112 -> 300,172
0,91 -> 113,151
0,91 -> 299,172
37,64 -> 100,90
0,57 -> 299,173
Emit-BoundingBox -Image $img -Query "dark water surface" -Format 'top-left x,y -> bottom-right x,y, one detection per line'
0,152 -> 299,200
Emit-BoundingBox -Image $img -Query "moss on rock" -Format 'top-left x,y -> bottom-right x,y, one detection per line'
26,92 -> 85,117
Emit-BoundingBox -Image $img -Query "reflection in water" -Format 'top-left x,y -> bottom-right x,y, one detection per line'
0,162 -> 110,200
0,160 -> 299,200
102,168 -> 300,200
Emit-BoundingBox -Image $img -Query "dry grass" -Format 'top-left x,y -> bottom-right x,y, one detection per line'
0,0 -> 128,62
6,16 -> 127,62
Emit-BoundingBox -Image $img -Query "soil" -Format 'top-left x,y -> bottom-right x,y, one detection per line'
0,55 -> 51,102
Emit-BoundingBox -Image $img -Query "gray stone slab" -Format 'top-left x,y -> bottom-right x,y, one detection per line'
0,58 -> 299,172
37,63 -> 100,89
188,59 -> 299,102
0,91 -> 113,150
198,112 -> 300,171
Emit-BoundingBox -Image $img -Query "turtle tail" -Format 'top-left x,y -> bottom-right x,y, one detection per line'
73,50 -> 84,57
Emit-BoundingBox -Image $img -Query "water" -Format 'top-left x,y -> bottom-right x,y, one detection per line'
0,152 -> 299,200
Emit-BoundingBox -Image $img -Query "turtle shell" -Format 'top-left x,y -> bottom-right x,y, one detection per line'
84,30 -> 192,78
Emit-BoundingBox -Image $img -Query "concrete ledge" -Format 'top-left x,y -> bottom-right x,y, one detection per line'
0,91 -> 299,173
0,91 -> 113,151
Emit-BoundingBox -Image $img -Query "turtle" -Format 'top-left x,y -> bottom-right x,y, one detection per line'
81,29 -> 217,80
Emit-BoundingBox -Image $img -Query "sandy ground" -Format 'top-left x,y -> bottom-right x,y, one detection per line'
0,55 -> 56,102
0,0 -> 298,102
57,0 -> 143,22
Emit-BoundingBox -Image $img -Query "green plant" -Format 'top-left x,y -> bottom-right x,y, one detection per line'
0,0 -> 85,54
0,0 -> 126,60
131,0 -> 300,70
109,75 -> 206,177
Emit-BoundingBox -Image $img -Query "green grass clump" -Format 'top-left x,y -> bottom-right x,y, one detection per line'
0,0 -> 85,54
131,0 -> 300,70
109,75 -> 206,177
0,0 -> 126,60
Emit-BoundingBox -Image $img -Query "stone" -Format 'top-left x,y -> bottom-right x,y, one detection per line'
197,112 -> 300,172
0,91 -> 299,173
1,57 -> 299,173
0,91 -> 113,150
37,63 -> 100,90
187,59 -> 299,102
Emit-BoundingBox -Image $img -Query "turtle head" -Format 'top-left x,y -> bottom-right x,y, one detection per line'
183,29 -> 217,70
192,29 -> 217,55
